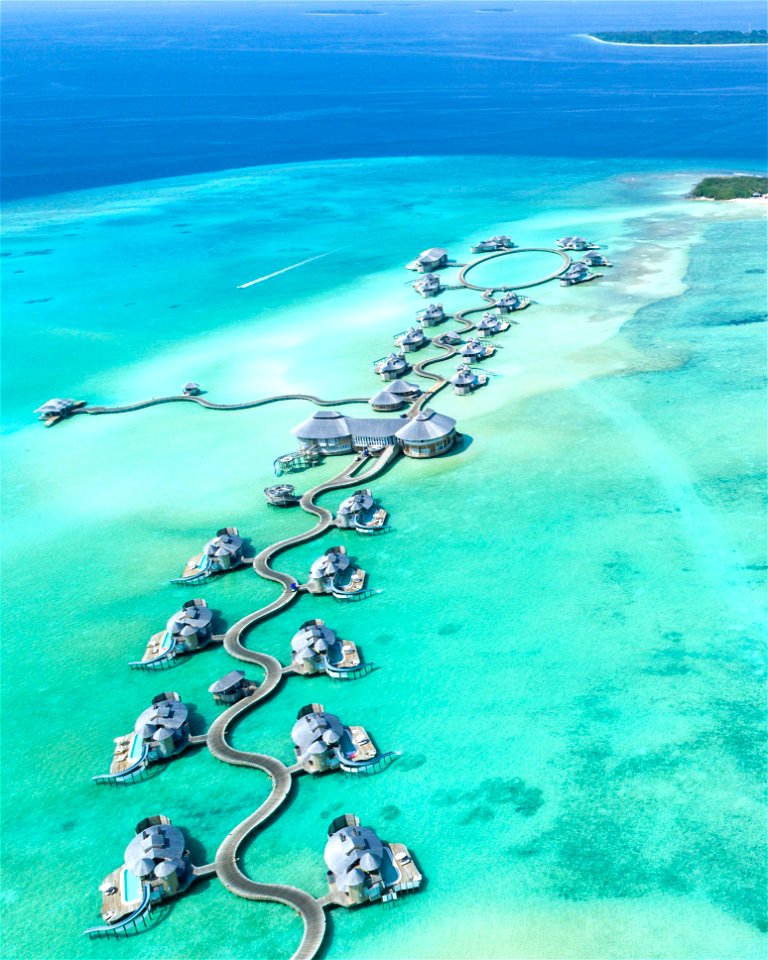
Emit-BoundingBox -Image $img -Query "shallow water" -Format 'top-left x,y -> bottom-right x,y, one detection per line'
1,157 -> 766,959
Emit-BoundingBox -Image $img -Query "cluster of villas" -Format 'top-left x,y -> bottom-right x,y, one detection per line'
92,809 -> 420,932
291,408 -> 458,459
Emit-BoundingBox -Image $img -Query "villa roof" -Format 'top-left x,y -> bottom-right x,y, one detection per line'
34,398 -> 75,414
324,822 -> 386,889
369,388 -> 402,408
418,247 -> 447,261
395,409 -> 456,442
134,696 -> 189,738
167,601 -> 212,635
291,708 -> 345,751
208,670 -> 246,694
292,410 -> 351,440
385,379 -> 420,396
310,548 -> 351,580
124,822 -> 185,877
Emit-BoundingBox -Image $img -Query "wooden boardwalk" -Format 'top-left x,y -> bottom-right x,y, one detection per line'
198,447 -> 400,960
72,392 -> 369,418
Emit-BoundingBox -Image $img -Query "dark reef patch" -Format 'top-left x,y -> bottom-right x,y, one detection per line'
380,804 -> 400,821
395,753 -> 426,771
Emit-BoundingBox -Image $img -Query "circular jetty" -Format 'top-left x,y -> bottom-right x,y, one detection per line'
457,246 -> 571,291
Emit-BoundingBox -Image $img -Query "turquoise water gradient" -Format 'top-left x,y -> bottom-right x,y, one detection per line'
1,157 -> 766,959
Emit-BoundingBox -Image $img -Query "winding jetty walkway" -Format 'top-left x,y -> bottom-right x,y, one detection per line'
195,446 -> 400,960
72,392 -> 369,418
457,246 -> 570,291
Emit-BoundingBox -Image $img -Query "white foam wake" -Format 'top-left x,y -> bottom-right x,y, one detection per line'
237,250 -> 337,288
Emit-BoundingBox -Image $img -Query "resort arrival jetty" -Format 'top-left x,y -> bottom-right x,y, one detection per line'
130,598 -> 214,669
324,814 -> 422,906
93,692 -> 191,785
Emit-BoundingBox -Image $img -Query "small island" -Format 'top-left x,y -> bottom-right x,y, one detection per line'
689,176 -> 768,201
589,30 -> 768,46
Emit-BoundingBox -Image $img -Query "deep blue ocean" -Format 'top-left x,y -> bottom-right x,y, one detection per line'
2,0 -> 767,200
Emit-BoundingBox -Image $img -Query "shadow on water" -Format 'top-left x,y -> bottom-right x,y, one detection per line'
443,432 -> 473,457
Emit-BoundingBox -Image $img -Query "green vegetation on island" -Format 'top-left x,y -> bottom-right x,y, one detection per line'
591,30 -> 768,46
689,176 -> 768,200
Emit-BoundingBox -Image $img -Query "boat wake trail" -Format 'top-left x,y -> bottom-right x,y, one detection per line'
237,250 -> 339,289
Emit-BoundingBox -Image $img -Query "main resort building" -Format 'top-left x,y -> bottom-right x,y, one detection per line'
292,409 -> 457,459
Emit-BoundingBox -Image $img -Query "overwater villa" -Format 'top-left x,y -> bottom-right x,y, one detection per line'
560,262 -> 596,286
476,311 -> 511,335
264,483 -> 302,507
292,703 -> 385,774
208,669 -> 256,705
93,692 -> 191,786
581,250 -> 612,267
336,488 -> 388,533
176,527 -> 244,582
470,235 -> 515,253
394,326 -> 428,353
292,408 -> 457,459
437,329 -> 464,346
394,409 -> 457,457
405,247 -> 449,273
290,619 -> 363,677
451,363 -> 488,396
307,545 -> 367,597
134,598 -> 214,667
324,814 -> 422,906
557,236 -> 600,251
496,291 -> 530,313
34,397 -> 85,426
181,382 -> 202,396
417,302 -> 446,327
92,816 -> 194,931
459,337 -> 494,361
413,273 -> 442,298
374,352 -> 411,381
368,378 -> 420,412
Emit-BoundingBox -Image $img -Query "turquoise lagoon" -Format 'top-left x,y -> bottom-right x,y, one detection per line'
1,156 -> 766,959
